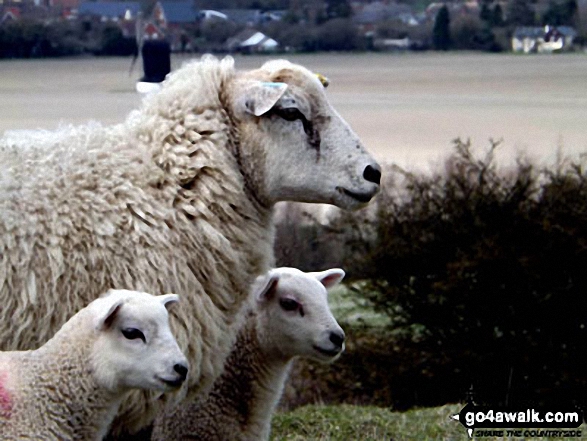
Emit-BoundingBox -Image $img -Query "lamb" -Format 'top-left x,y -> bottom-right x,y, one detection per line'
0,55 -> 380,437
0,289 -> 188,441
152,267 -> 346,441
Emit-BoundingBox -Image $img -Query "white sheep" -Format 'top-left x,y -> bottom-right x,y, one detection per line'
0,55 -> 380,436
0,289 -> 188,440
152,267 -> 346,441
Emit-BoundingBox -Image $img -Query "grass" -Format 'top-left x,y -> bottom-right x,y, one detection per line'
327,283 -> 391,328
271,403 -> 464,440
272,404 -> 587,441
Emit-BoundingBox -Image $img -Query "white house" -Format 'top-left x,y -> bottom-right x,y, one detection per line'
226,29 -> 279,53
512,26 -> 577,53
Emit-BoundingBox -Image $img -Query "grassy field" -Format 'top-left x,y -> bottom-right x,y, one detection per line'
272,404 -> 587,440
271,403 -> 464,440
2,53 -> 587,170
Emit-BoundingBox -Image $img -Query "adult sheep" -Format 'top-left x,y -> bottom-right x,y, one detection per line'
0,55 -> 381,437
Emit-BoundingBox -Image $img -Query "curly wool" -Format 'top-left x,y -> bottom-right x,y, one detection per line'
0,55 -> 275,435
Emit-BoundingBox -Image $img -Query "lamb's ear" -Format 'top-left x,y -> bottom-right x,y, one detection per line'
158,293 -> 180,310
242,81 -> 288,117
95,299 -> 124,331
312,268 -> 345,289
254,273 -> 280,303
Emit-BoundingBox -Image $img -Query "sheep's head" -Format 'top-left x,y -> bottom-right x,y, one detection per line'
231,59 -> 381,210
253,267 -> 345,363
89,289 -> 189,393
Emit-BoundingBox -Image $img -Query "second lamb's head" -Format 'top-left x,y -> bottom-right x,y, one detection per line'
253,267 -> 346,363
87,289 -> 189,393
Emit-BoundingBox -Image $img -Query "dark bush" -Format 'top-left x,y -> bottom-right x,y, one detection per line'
97,24 -> 137,56
0,20 -> 48,58
277,139 -> 587,410
357,139 -> 587,408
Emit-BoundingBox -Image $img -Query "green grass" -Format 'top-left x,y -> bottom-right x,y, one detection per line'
272,404 -> 587,441
328,283 -> 391,328
271,403 -> 465,440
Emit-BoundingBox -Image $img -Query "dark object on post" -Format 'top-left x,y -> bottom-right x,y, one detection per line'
140,39 -> 171,83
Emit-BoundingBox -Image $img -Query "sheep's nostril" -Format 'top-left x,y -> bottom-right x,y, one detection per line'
329,331 -> 345,349
174,363 -> 188,380
363,164 -> 381,185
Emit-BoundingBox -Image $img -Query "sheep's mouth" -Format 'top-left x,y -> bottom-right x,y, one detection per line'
337,187 -> 375,204
158,377 -> 184,389
313,345 -> 342,358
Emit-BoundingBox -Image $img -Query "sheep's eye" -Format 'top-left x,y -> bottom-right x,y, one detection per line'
279,298 -> 299,312
275,107 -> 305,122
121,328 -> 146,343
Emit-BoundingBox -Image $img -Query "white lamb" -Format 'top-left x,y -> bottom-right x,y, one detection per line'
0,55 -> 380,436
152,267 -> 346,441
0,289 -> 188,440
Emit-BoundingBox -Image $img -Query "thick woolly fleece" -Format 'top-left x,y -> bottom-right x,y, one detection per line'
0,306 -> 123,441
152,315 -> 291,441
0,56 -> 274,436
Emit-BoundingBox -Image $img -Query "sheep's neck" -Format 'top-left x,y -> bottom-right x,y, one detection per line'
213,319 -> 292,439
15,330 -> 122,441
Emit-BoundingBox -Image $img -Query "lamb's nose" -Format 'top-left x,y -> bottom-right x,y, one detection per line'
363,164 -> 381,185
329,330 -> 345,349
174,363 -> 188,381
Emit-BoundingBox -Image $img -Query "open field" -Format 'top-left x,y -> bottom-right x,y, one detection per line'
1,52 -> 587,170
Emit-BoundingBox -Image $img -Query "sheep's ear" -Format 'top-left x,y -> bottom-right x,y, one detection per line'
312,268 -> 345,289
158,293 -> 180,310
254,273 -> 280,303
95,299 -> 124,331
242,81 -> 288,117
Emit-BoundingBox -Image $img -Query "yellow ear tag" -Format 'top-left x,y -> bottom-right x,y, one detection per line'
315,73 -> 330,88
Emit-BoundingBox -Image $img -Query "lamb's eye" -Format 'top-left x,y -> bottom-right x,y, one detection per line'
121,328 -> 146,343
275,107 -> 305,122
279,298 -> 299,312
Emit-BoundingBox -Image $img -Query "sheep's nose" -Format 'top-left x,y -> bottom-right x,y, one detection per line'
174,363 -> 188,381
329,330 -> 345,349
363,164 -> 381,185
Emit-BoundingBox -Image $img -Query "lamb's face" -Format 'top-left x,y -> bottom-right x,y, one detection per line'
89,290 -> 189,393
233,60 -> 381,210
255,267 -> 345,363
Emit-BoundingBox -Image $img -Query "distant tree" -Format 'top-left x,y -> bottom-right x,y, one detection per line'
507,0 -> 535,26
433,5 -> 451,50
542,0 -> 577,25
99,24 -> 137,56
325,0 -> 352,19
451,14 -> 501,51
480,2 -> 493,22
281,23 -> 320,51
0,20 -> 47,58
282,10 -> 301,24
317,18 -> 361,50
376,19 -> 410,39
492,3 -> 505,26
200,17 -> 241,46
452,15 -> 482,49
